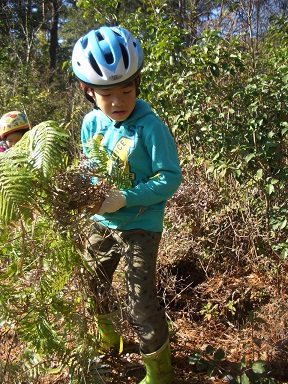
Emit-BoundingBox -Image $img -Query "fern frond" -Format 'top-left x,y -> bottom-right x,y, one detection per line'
83,139 -> 110,176
0,149 -> 35,224
24,121 -> 69,180
0,121 -> 70,225
84,138 -> 130,189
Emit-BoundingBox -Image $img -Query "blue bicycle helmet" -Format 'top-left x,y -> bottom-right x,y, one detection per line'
72,26 -> 144,88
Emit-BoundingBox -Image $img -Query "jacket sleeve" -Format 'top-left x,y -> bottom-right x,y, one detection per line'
80,116 -> 92,156
122,121 -> 182,207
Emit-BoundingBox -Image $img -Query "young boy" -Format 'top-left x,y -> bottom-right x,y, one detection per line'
72,26 -> 182,384
0,111 -> 30,151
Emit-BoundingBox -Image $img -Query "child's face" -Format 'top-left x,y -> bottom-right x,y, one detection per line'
89,82 -> 137,122
5,131 -> 23,148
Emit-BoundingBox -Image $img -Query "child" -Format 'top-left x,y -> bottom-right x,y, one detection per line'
0,111 -> 30,151
72,26 -> 182,384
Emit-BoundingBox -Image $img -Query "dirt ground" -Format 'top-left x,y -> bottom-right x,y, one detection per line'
1,272 -> 287,384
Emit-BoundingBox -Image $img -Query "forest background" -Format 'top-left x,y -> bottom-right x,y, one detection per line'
0,1 -> 287,383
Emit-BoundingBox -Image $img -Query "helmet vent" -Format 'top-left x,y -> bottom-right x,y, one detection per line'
82,37 -> 88,49
112,29 -> 121,37
89,53 -> 103,76
119,43 -> 129,69
104,52 -> 114,64
96,32 -> 104,41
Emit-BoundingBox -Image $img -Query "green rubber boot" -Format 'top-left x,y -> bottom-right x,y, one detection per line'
95,312 -> 121,353
139,339 -> 174,384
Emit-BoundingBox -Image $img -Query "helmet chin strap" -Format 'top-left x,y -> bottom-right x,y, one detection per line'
114,121 -> 122,128
83,86 -> 97,106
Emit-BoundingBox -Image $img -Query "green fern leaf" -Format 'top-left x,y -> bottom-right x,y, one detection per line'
25,121 -> 69,180
84,138 -> 131,189
0,150 -> 35,224
0,121 -> 70,224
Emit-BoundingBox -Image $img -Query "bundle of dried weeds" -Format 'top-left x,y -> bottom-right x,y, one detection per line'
47,158 -> 111,236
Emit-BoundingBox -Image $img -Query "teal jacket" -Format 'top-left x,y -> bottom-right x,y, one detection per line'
81,99 -> 182,232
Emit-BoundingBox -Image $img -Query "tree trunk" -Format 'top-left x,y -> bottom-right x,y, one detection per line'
49,0 -> 61,70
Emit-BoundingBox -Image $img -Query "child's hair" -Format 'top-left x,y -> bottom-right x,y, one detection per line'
0,111 -> 30,139
72,26 -> 144,89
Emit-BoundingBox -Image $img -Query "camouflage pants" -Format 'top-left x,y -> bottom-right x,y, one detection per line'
86,222 -> 168,353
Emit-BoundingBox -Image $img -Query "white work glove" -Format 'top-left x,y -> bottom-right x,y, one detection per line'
97,189 -> 126,216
